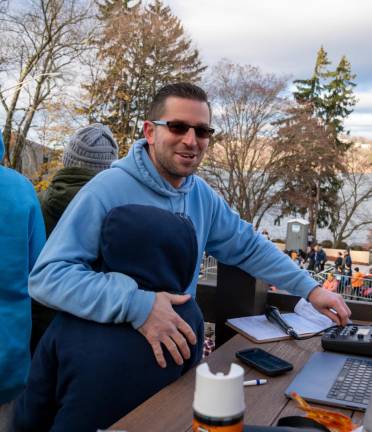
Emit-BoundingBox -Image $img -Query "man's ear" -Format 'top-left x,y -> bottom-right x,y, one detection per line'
143,120 -> 155,145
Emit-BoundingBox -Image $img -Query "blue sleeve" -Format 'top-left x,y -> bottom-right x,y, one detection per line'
205,194 -> 318,299
29,190 -> 155,328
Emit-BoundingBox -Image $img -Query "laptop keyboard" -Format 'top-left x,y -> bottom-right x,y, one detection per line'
327,357 -> 372,406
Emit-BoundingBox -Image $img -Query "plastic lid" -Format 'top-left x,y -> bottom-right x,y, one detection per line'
193,363 -> 245,418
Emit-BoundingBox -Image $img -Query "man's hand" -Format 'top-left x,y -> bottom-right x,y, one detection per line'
308,286 -> 351,326
138,292 -> 197,368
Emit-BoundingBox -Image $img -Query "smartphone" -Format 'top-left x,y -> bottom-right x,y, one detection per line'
235,348 -> 293,376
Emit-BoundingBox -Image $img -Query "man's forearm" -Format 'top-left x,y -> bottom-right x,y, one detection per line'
29,259 -> 155,325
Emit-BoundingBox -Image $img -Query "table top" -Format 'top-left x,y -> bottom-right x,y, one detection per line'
109,334 -> 366,432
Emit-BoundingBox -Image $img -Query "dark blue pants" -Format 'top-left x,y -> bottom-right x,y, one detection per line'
14,301 -> 204,432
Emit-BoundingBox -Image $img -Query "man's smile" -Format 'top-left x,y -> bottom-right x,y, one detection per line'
175,152 -> 197,160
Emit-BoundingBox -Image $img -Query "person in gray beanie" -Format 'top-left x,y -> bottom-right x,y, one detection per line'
62,123 -> 118,172
31,123 -> 118,355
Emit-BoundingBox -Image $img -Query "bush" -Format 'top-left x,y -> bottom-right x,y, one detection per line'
334,241 -> 348,249
321,240 -> 333,248
350,244 -> 366,251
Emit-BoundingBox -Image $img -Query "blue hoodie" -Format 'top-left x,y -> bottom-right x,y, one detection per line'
0,130 -> 45,404
29,139 -> 318,329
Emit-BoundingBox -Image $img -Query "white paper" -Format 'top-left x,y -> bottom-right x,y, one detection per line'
294,298 -> 333,328
227,299 -> 332,342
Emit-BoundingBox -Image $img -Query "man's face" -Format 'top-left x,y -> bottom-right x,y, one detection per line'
144,97 -> 211,188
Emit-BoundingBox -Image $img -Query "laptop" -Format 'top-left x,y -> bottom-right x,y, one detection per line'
285,351 -> 372,411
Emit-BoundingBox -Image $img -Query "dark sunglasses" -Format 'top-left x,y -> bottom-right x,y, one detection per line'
151,120 -> 214,139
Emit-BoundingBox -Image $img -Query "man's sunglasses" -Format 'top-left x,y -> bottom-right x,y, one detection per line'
151,120 -> 214,139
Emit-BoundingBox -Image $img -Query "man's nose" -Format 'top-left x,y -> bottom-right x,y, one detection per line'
182,127 -> 197,146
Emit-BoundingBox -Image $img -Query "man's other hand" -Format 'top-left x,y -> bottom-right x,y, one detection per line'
138,292 -> 197,368
308,286 -> 351,326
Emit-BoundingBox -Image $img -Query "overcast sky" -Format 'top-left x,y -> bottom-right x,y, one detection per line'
165,0 -> 372,138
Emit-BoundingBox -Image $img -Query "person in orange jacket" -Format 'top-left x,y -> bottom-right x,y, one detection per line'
322,272 -> 338,292
351,267 -> 365,297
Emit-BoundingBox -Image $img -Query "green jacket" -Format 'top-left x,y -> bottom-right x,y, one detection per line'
39,167 -> 96,237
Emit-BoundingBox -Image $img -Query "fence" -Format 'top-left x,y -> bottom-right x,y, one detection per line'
199,255 -> 372,302
311,268 -> 372,302
199,255 -> 217,279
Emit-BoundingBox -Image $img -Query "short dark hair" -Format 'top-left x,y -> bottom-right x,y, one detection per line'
148,82 -> 211,121
355,267 -> 359,272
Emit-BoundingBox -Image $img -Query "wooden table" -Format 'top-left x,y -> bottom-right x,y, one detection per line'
109,334 -> 366,431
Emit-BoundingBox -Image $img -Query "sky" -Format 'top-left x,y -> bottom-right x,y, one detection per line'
165,0 -> 372,139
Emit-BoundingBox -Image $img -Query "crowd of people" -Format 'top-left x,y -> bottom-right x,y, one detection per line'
283,242 -> 371,299
0,83 -> 351,431
324,264 -> 372,299
284,243 -> 327,272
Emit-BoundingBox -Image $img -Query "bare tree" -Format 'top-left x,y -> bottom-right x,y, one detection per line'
0,0 -> 93,172
329,148 -> 372,247
200,60 -> 288,228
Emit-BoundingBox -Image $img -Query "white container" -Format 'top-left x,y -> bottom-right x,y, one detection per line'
193,363 -> 245,430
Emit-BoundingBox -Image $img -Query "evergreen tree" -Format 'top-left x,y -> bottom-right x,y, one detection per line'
82,0 -> 206,155
323,55 -> 356,149
273,104 -> 344,237
288,47 -> 356,238
293,46 -> 356,149
293,46 -> 330,116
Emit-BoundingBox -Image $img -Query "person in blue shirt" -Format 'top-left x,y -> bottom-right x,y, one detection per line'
0,130 -> 45,430
29,82 -> 351,371
342,250 -> 352,269
314,244 -> 327,272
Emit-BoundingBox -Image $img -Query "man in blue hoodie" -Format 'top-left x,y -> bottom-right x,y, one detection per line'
29,83 -> 351,370
0,130 -> 45,429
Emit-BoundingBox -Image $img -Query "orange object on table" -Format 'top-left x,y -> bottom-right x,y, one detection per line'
290,392 -> 359,432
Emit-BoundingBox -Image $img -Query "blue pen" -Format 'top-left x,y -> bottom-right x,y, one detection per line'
244,379 -> 267,386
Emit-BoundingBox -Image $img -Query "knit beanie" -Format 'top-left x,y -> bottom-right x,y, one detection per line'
62,123 -> 118,172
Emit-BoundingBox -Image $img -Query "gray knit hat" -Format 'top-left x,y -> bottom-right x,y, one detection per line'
63,123 -> 118,172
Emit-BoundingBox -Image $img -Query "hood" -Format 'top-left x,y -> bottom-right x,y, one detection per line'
0,130 -> 4,162
100,204 -> 198,293
111,138 -> 195,198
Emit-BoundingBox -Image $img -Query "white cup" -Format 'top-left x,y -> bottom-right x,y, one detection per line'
193,363 -> 245,418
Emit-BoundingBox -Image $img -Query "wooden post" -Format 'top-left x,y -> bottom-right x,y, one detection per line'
215,263 -> 269,347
